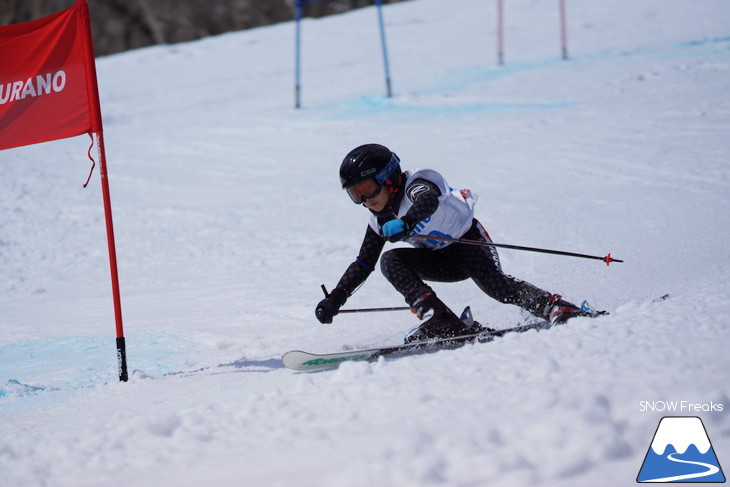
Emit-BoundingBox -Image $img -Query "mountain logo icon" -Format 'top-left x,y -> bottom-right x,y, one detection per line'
637,416 -> 726,483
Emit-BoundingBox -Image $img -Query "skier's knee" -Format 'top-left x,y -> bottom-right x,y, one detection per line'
379,248 -> 404,279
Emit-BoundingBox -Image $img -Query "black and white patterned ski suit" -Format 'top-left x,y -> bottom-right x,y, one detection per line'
331,170 -> 556,318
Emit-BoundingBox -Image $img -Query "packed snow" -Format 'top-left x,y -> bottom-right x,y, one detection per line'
1,0 -> 729,485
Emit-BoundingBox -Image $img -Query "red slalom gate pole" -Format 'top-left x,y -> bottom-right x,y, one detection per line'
559,0 -> 568,60
496,0 -> 504,65
96,132 -> 128,382
80,0 -> 128,382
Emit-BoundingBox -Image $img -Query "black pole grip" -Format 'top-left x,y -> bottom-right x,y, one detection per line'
116,336 -> 128,382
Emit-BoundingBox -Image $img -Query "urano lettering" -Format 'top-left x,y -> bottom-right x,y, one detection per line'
0,70 -> 67,105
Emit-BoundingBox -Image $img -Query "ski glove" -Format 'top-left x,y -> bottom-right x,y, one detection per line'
381,219 -> 410,242
315,288 -> 347,324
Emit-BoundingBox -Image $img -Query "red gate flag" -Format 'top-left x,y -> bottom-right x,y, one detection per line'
0,0 -> 102,150
0,1 -> 128,382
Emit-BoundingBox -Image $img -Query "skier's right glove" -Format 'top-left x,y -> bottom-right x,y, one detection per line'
315,288 -> 347,324
381,219 -> 410,242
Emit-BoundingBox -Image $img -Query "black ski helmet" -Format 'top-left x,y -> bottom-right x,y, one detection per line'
339,143 -> 401,191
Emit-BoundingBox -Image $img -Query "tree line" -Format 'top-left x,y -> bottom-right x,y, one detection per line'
1,0 -> 407,56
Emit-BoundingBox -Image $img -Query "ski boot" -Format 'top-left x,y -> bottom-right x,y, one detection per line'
459,306 -> 494,334
404,294 -> 475,344
545,294 -> 607,328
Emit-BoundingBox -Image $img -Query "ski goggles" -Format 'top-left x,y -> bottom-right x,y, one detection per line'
346,178 -> 382,204
345,152 -> 400,204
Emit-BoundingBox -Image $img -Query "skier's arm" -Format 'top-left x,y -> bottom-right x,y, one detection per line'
381,178 -> 441,241
334,225 -> 385,298
400,178 -> 441,228
316,226 -> 385,324
332,178 -> 443,295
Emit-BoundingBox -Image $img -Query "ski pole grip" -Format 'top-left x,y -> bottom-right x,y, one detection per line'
315,307 -> 326,321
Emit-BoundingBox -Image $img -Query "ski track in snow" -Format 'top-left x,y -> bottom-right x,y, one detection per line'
1,0 -> 729,485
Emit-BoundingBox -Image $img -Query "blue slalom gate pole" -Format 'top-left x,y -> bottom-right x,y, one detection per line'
375,0 -> 393,98
294,0 -> 393,107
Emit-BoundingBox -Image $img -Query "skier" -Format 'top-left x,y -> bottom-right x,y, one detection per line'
315,143 -> 601,343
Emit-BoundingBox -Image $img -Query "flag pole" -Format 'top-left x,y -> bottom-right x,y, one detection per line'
79,0 -> 128,381
95,131 -> 127,381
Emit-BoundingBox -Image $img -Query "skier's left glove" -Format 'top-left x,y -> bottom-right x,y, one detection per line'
315,288 -> 347,324
381,219 -> 410,242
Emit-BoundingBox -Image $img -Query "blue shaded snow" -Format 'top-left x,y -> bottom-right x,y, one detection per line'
328,94 -> 573,120
679,35 -> 730,48
0,332 -> 198,413
323,34 -> 728,120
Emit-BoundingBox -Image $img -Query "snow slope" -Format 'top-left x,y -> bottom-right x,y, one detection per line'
1,0 -> 729,485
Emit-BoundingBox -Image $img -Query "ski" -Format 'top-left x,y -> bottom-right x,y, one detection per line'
282,318 -> 550,372
283,300 -> 612,372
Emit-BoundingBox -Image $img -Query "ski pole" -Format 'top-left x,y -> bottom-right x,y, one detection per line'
408,234 -> 623,266
340,306 -> 411,314
320,284 -> 410,314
